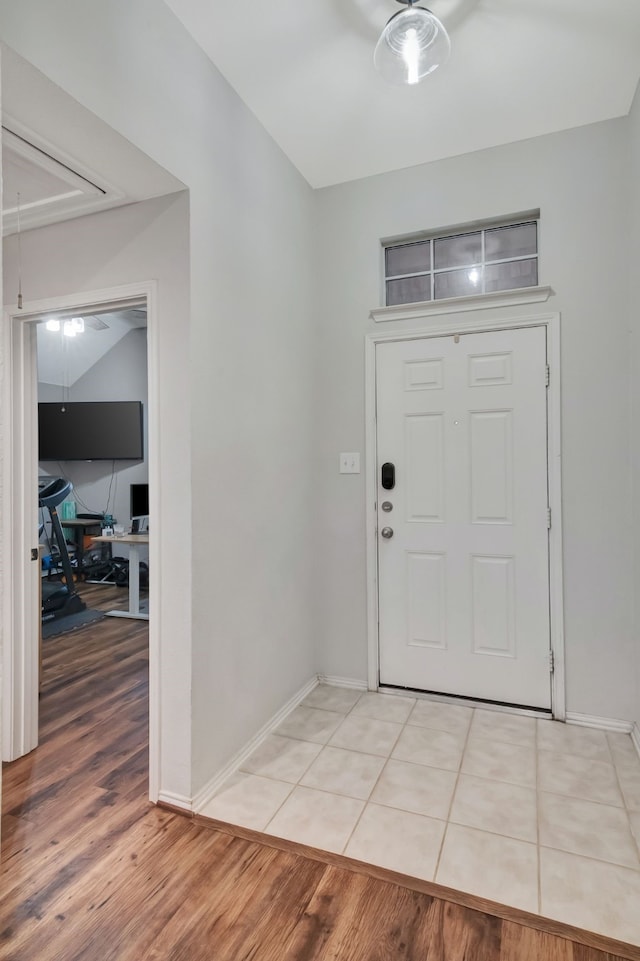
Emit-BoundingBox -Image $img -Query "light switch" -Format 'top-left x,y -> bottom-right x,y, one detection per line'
340,452 -> 360,474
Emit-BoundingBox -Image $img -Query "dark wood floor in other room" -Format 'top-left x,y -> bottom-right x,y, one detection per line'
1,582 -> 637,961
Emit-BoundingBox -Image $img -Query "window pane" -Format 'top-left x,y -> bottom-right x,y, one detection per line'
485,223 -> 537,261
385,242 -> 431,277
485,258 -> 538,292
434,267 -> 483,300
434,232 -> 481,269
386,275 -> 432,305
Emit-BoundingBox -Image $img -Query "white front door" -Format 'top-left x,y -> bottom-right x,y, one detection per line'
376,326 -> 551,709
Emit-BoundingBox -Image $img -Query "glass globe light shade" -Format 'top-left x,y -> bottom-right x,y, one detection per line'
374,5 -> 450,85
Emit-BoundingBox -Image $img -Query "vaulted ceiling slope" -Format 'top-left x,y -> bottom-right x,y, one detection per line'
163,0 -> 640,188
1,45 -> 184,235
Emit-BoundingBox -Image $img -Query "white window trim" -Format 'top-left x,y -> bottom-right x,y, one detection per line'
371,285 -> 553,323
381,212 -> 540,308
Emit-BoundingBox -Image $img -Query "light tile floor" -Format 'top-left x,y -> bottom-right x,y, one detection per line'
200,686 -> 640,946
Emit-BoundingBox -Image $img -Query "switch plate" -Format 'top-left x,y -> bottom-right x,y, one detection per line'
340,452 -> 360,474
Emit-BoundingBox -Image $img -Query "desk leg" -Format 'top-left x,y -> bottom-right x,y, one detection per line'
106,542 -> 149,621
129,543 -> 140,614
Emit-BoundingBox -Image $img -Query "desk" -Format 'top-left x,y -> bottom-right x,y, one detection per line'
61,518 -> 104,569
91,534 -> 149,620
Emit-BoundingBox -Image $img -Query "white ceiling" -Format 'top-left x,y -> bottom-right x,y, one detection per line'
1,45 -> 184,235
0,51 -> 175,391
163,0 -> 640,188
36,309 -> 147,388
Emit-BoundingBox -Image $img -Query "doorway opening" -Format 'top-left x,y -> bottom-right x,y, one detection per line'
37,304 -> 149,625
2,283 -> 160,800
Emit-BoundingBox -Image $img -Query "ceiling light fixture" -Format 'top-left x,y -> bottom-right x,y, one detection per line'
45,318 -> 61,332
374,0 -> 450,86
63,317 -> 85,338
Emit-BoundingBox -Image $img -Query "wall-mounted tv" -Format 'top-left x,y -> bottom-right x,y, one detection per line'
38,401 -> 144,461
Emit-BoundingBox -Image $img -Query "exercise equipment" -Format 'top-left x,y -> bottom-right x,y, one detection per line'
38,477 -> 86,623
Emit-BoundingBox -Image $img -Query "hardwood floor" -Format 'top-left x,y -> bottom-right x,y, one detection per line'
1,583 -> 637,960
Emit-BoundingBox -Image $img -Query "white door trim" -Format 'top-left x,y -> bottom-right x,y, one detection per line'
365,310 -> 566,720
1,280 -> 161,800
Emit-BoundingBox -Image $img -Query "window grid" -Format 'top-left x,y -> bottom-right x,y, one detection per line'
384,221 -> 538,306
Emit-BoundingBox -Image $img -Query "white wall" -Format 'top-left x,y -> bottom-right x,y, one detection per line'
0,1 -> 318,799
314,118 -> 636,722
630,80 -> 640,735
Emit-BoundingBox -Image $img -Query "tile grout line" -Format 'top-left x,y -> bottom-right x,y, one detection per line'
338,696 -> 417,857
432,706 -> 476,883
261,690 -> 411,851
537,727 -> 640,878
258,780 -> 297,835
534,787 -> 626,810
536,844 -> 640,875
607,731 -> 640,866
260,692 -> 366,835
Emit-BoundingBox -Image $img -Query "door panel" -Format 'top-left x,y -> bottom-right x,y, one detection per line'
406,414 -> 444,520
407,551 -> 446,649
376,326 -> 551,709
470,410 -> 513,523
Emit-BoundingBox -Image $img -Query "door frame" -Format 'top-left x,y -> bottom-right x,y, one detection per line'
1,280 -> 161,799
364,310 -> 565,720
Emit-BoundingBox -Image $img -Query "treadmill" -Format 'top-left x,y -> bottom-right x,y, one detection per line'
39,477 -> 86,622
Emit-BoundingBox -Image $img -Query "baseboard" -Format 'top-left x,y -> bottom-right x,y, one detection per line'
565,712 -> 633,734
157,790 -> 193,812
192,675 -> 319,813
632,722 -> 640,759
157,799 -> 194,817
317,674 -> 368,691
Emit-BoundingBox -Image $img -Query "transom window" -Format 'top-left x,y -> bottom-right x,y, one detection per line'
384,219 -> 538,306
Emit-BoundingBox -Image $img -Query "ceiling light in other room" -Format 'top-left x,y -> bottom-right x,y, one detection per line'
45,318 -> 61,332
63,317 -> 85,337
374,0 -> 450,86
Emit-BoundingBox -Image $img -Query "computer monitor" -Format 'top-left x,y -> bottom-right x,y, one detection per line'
130,483 -> 149,533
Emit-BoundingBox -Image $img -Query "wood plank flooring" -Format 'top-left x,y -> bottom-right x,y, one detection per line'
1,582 -> 637,961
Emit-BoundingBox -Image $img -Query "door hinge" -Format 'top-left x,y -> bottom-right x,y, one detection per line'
547,507 -> 552,529
545,364 -> 550,387
31,547 -> 39,561
549,649 -> 555,674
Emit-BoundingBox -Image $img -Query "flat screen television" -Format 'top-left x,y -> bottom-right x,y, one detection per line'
38,401 -> 144,461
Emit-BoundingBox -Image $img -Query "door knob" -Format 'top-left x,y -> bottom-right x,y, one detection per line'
381,527 -> 394,539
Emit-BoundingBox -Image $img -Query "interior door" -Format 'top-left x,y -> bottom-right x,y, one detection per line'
2,315 -> 41,762
376,326 -> 551,709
